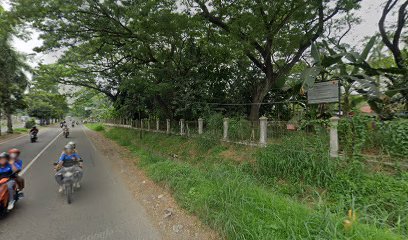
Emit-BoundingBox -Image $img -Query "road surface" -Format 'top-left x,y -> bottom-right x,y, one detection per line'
0,125 -> 161,240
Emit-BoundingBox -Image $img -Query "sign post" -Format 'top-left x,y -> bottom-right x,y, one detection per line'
307,80 -> 340,105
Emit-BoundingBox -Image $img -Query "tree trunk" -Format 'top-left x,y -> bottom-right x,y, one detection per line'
249,75 -> 274,121
4,103 -> 13,134
6,113 -> 13,134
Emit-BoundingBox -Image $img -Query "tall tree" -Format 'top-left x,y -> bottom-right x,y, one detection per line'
187,0 -> 361,120
0,6 -> 29,133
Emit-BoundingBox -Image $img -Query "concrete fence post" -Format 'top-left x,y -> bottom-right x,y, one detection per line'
156,118 -> 160,131
330,116 -> 340,158
147,119 -> 150,131
198,118 -> 203,135
180,119 -> 185,135
141,119 -> 144,130
166,119 -> 170,134
259,116 -> 268,146
223,118 -> 229,140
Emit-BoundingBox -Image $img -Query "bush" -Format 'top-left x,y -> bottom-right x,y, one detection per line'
24,118 -> 36,129
381,120 -> 408,157
86,123 -> 105,132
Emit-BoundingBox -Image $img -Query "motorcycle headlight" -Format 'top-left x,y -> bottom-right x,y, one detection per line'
64,172 -> 73,177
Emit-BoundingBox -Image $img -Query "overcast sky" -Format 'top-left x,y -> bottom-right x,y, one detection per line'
3,0 -> 387,67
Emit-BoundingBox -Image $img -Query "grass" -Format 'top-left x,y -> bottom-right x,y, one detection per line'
86,123 -> 105,132
13,128 -> 29,133
87,123 -> 406,239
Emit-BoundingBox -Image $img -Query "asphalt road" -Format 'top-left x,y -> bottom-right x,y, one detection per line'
0,125 -> 161,240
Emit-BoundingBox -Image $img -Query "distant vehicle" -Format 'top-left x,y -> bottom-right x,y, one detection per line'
63,128 -> 69,138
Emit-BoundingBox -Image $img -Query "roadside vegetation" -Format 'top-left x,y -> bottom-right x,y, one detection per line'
87,123 -> 407,239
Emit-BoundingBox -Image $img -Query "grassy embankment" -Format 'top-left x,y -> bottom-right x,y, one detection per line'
86,123 -> 407,239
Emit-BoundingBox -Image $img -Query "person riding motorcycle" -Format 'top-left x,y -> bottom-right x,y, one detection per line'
30,126 -> 39,135
60,141 -> 82,165
8,149 -> 24,191
55,145 -> 83,192
0,153 -> 17,210
63,124 -> 69,134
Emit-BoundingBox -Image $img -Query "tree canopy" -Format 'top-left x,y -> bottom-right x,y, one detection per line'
9,0 -> 408,121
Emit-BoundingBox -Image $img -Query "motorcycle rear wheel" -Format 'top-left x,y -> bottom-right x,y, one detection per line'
65,184 -> 73,204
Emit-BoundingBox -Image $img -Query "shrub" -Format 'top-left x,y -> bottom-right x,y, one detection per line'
228,117 -> 256,142
86,123 -> 105,132
380,120 -> 408,157
24,118 -> 36,129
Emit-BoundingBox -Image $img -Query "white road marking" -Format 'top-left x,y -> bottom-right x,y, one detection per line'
20,131 -> 63,176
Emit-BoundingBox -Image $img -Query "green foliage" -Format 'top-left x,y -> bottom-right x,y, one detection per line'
228,117 -> 257,142
339,115 -> 407,158
381,120 -> 408,157
85,123 -> 105,132
24,118 -> 36,129
26,91 -> 68,121
96,126 -> 402,239
338,115 -> 372,158
330,172 -> 408,236
0,7 -> 29,124
202,113 -> 224,138
256,134 -> 334,188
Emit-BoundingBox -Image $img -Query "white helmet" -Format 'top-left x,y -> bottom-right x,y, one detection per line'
67,141 -> 76,148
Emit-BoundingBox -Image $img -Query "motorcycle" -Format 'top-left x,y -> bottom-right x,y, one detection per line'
30,132 -> 38,143
0,178 -> 21,216
54,162 -> 82,204
63,128 -> 69,138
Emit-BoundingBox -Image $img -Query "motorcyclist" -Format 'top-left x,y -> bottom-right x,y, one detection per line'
55,145 -> 83,192
30,126 -> 39,135
60,141 -> 82,165
8,149 -> 24,191
63,124 -> 69,133
0,152 -> 17,210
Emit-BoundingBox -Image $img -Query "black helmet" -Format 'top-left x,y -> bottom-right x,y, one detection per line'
0,152 -> 10,159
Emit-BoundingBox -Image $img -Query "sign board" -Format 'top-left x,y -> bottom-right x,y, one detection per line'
307,80 -> 339,104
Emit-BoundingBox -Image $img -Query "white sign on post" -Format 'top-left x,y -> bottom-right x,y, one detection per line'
307,80 -> 339,104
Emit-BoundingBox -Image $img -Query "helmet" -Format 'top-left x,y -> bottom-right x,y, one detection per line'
8,148 -> 21,155
64,144 -> 73,150
0,152 -> 10,159
67,141 -> 76,148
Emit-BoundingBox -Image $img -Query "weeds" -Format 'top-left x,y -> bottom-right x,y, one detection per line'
85,123 -> 105,132
89,125 -> 405,239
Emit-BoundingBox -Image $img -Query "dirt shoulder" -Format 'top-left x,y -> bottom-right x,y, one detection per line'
86,129 -> 220,240
0,132 -> 24,143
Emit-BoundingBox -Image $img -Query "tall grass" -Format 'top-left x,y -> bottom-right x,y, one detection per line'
136,148 -> 400,239
85,123 -> 105,132
256,133 -> 334,188
91,125 -> 403,239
